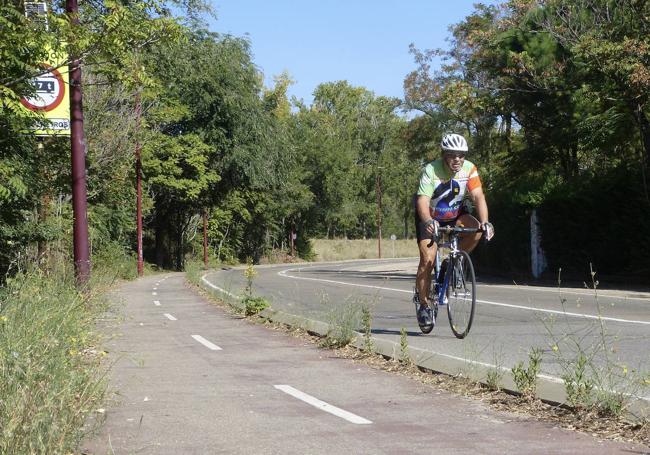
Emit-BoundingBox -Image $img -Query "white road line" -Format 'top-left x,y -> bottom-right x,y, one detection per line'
153,287 -> 158,290
277,268 -> 406,293
164,313 -> 177,321
152,292 -> 158,296
474,298 -> 650,325
201,274 -> 241,299
276,268 -> 650,326
191,335 -> 222,351
329,269 -> 650,302
483,283 -> 650,301
153,300 -> 161,306
274,385 -> 372,425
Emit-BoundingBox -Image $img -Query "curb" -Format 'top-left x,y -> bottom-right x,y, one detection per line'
196,271 -> 649,422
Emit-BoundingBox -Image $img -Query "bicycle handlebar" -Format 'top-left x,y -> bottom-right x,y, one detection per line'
426,225 -> 483,248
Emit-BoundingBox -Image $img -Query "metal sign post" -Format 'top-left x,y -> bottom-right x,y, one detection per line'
67,0 -> 91,285
21,1 -> 89,285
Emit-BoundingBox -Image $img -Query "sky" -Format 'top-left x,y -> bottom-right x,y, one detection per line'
207,1 -> 498,104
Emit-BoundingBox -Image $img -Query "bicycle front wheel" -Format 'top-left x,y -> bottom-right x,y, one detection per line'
446,250 -> 476,339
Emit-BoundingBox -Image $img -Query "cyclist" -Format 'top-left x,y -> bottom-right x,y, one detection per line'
414,133 -> 494,332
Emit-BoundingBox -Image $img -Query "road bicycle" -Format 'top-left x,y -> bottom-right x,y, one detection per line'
414,225 -> 479,339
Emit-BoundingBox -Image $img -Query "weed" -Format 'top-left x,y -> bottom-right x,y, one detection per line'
361,303 -> 374,354
243,258 -> 257,297
486,346 -> 505,391
561,352 -> 594,410
184,259 -> 204,284
399,327 -> 412,366
243,296 -> 270,316
543,265 -> 644,418
486,369 -> 501,391
512,348 -> 542,398
238,260 -> 270,316
321,295 -> 360,349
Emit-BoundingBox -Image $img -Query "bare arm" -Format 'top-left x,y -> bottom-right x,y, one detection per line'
416,195 -> 432,222
470,186 -> 494,240
417,195 -> 438,235
469,186 -> 488,224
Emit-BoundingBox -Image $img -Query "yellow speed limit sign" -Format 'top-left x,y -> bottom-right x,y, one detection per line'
20,51 -> 70,136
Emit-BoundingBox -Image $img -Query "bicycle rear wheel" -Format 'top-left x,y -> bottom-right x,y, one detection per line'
445,250 -> 476,339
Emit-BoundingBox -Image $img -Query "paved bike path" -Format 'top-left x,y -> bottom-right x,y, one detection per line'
83,273 -> 648,454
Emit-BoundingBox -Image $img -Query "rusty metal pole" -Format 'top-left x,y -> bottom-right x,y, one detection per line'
203,208 -> 208,268
67,0 -> 90,285
135,89 -> 144,277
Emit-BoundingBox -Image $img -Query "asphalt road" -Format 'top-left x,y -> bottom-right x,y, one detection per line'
84,273 -> 648,454
205,259 -> 650,399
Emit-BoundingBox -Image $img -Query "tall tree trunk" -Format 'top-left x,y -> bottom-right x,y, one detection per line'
570,145 -> 578,178
558,147 -> 572,181
403,209 -> 408,239
155,202 -> 166,268
175,212 -> 184,270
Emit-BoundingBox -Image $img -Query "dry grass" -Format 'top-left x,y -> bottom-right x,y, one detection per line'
311,238 -> 418,262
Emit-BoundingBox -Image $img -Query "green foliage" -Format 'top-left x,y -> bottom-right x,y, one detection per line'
321,296 -> 360,349
240,260 -> 269,316
143,133 -> 219,201
295,234 -> 316,261
512,348 -> 542,399
242,296 -> 270,316
294,81 -> 409,240
561,353 -> 595,410
92,240 -> 139,281
486,368 -> 502,391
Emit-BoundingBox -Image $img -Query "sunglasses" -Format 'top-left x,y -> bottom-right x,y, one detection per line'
444,152 -> 466,159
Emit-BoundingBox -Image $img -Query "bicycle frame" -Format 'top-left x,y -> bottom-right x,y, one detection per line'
432,231 -> 460,305
417,224 -> 480,338
430,225 -> 479,304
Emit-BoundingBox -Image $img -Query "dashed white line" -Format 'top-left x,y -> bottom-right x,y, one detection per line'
274,385 -> 372,424
164,313 -> 177,321
191,335 -> 222,351
152,292 -> 158,296
153,287 -> 158,290
153,300 -> 161,306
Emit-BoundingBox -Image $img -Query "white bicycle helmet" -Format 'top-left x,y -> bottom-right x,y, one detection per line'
440,133 -> 468,153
